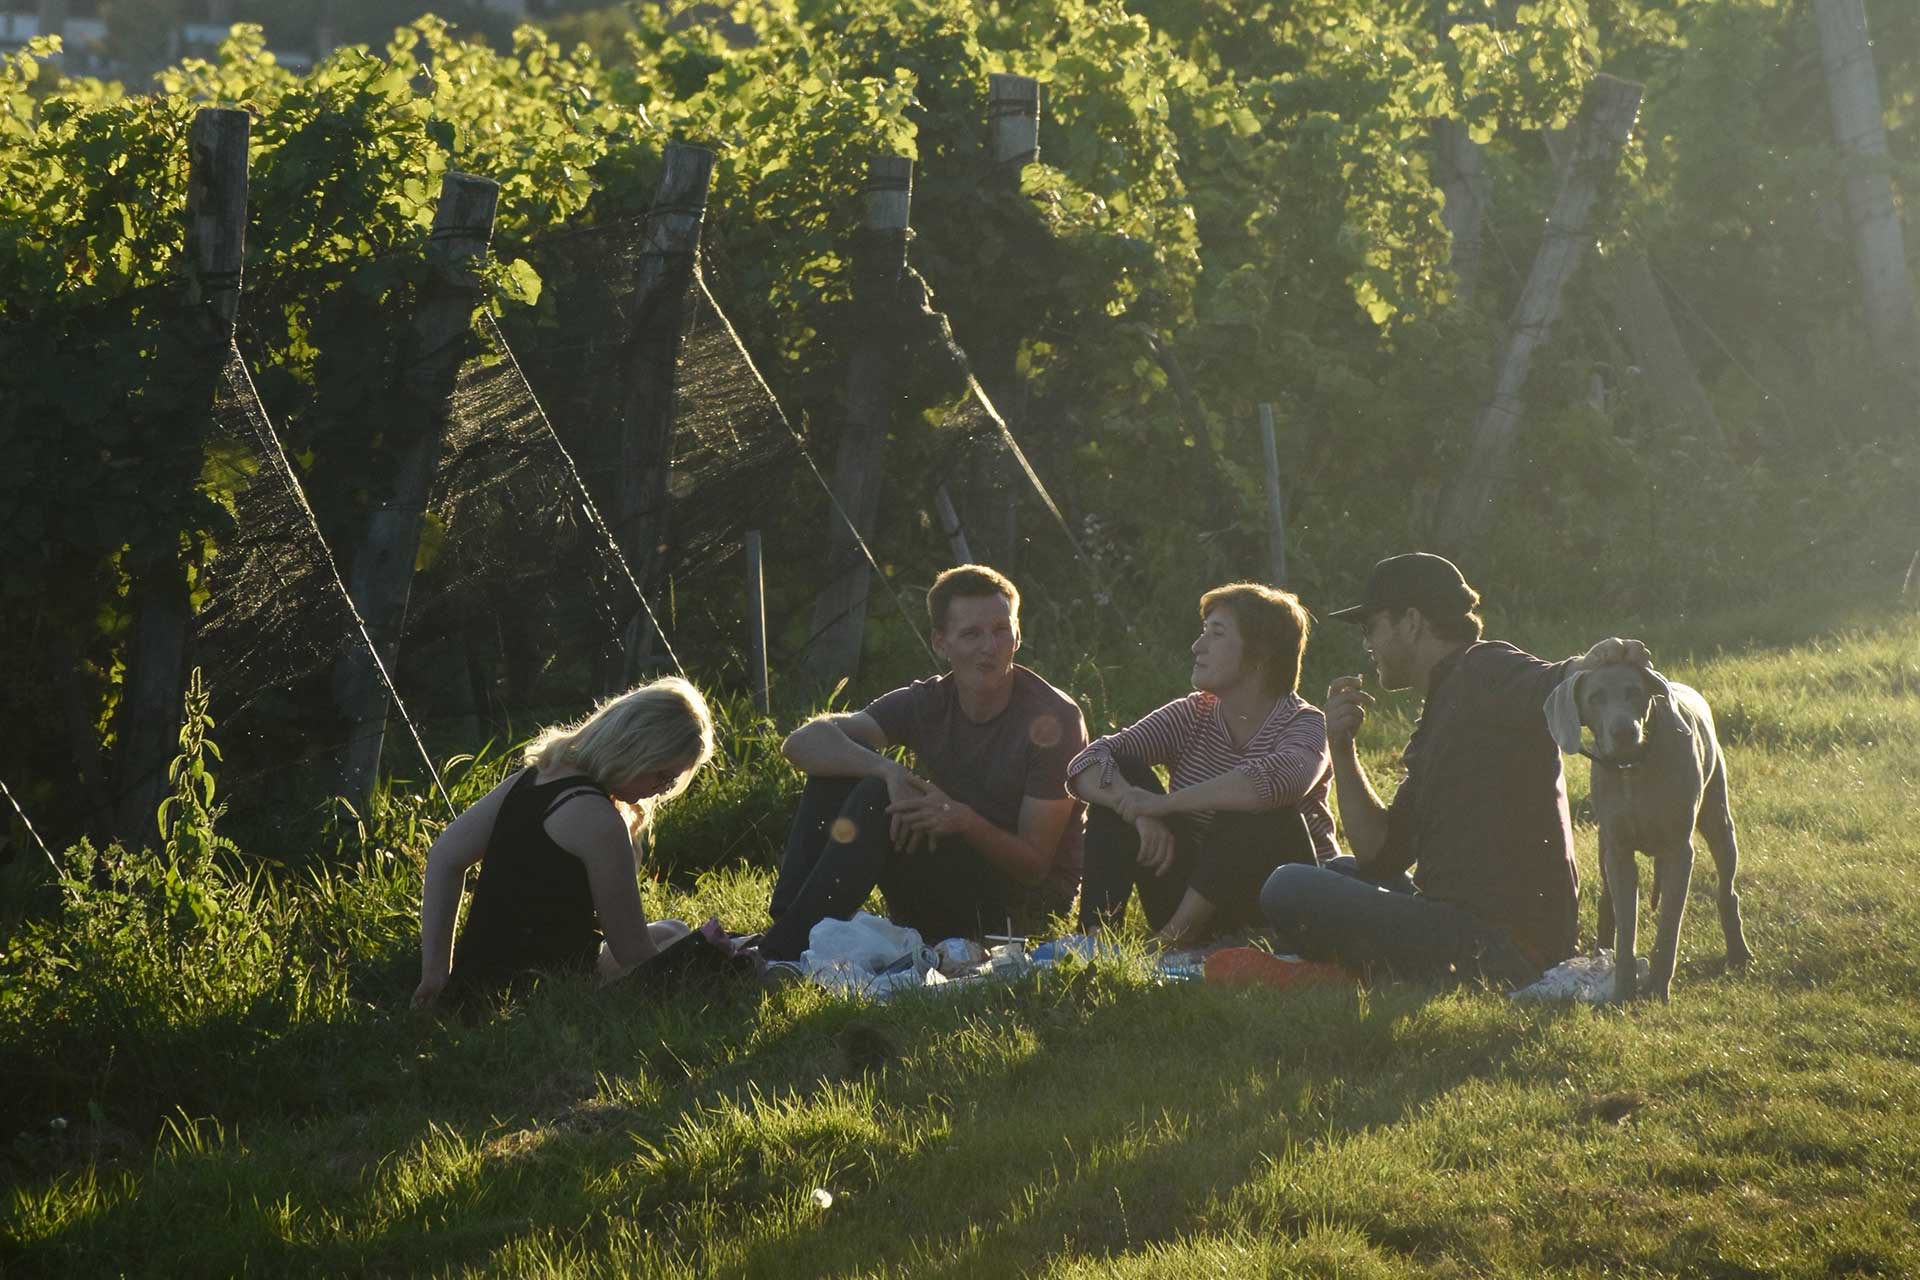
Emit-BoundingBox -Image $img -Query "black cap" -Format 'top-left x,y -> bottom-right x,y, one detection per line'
1328,553 -> 1480,624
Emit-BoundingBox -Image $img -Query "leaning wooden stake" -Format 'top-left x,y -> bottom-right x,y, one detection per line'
331,173 -> 498,811
802,155 -> 914,685
1257,403 -> 1287,587
1435,74 -> 1643,549
617,142 -> 717,680
1540,128 -> 1725,454
932,485 -> 975,563
112,107 -> 249,844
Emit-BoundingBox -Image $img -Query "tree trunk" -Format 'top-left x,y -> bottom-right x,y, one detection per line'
616,143 -> 716,682
111,108 -> 249,846
330,173 -> 498,811
1812,0 -> 1919,397
802,155 -> 914,686
1434,74 -> 1643,550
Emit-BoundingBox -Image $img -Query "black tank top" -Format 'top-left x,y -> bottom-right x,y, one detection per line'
450,768 -> 610,990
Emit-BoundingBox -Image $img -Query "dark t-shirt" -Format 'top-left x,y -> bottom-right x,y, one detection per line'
1375,641 -> 1580,967
864,664 -> 1089,912
451,769 -> 603,990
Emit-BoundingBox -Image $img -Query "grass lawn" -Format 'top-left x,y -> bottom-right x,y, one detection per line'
5,610 -> 1919,1278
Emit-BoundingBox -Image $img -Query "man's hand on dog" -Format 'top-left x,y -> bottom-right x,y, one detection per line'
1325,674 -> 1374,749
1580,637 -> 1653,671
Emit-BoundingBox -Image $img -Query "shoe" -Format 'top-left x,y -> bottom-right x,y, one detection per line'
1203,947 -> 1349,991
759,958 -> 806,990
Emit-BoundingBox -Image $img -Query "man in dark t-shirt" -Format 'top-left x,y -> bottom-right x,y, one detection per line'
1261,553 -> 1649,989
759,565 -> 1088,960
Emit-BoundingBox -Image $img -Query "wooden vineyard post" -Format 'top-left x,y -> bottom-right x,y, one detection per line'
960,73 -> 1044,566
331,173 -> 498,811
313,0 -> 336,61
111,108 -> 249,844
1257,403 -> 1287,587
1427,5 -> 1493,304
617,142 -> 717,680
36,1 -> 67,68
1812,0 -> 1919,399
802,155 -> 914,686
1813,0 -> 1920,590
745,530 -> 769,715
1435,74 -> 1643,550
1432,116 -> 1489,304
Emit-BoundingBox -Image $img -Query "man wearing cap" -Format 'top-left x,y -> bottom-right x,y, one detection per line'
1259,553 -> 1647,989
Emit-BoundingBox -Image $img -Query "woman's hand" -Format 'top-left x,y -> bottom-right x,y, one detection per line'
1115,786 -> 1171,824
1134,815 -> 1177,876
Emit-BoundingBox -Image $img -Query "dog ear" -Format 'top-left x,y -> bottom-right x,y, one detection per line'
1543,671 -> 1587,755
1643,667 -> 1692,738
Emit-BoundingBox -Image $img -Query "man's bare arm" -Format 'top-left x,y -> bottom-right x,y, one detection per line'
1326,676 -> 1390,864
783,711 -> 931,848
781,712 -> 901,779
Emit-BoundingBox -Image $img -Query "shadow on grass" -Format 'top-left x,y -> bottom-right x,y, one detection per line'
9,959 -> 1594,1279
725,972 -> 1591,1279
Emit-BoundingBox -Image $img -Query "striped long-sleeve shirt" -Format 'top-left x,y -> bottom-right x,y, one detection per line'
1066,691 -> 1340,862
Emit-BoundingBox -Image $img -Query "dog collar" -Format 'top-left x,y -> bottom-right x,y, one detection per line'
1581,746 -> 1647,770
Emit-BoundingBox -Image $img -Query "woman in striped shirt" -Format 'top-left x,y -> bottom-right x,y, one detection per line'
1068,583 -> 1339,944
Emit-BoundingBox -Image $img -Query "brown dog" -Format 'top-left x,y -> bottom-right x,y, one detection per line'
1545,663 -> 1754,1001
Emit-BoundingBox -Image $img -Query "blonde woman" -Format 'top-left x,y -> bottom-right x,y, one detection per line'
413,676 -> 716,1005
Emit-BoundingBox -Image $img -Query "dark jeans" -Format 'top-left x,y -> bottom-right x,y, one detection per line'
1259,858 -> 1541,990
1078,762 -> 1318,935
762,776 -> 1009,960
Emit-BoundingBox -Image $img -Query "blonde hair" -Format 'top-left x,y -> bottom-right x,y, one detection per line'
524,676 -> 716,834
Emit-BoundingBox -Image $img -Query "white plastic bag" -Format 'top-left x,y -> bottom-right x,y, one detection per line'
801,912 -> 938,994
1510,950 -> 1652,1003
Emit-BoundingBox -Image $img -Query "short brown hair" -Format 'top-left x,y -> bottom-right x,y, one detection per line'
1198,582 -> 1311,696
928,564 -> 1021,634
1426,609 -> 1485,643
